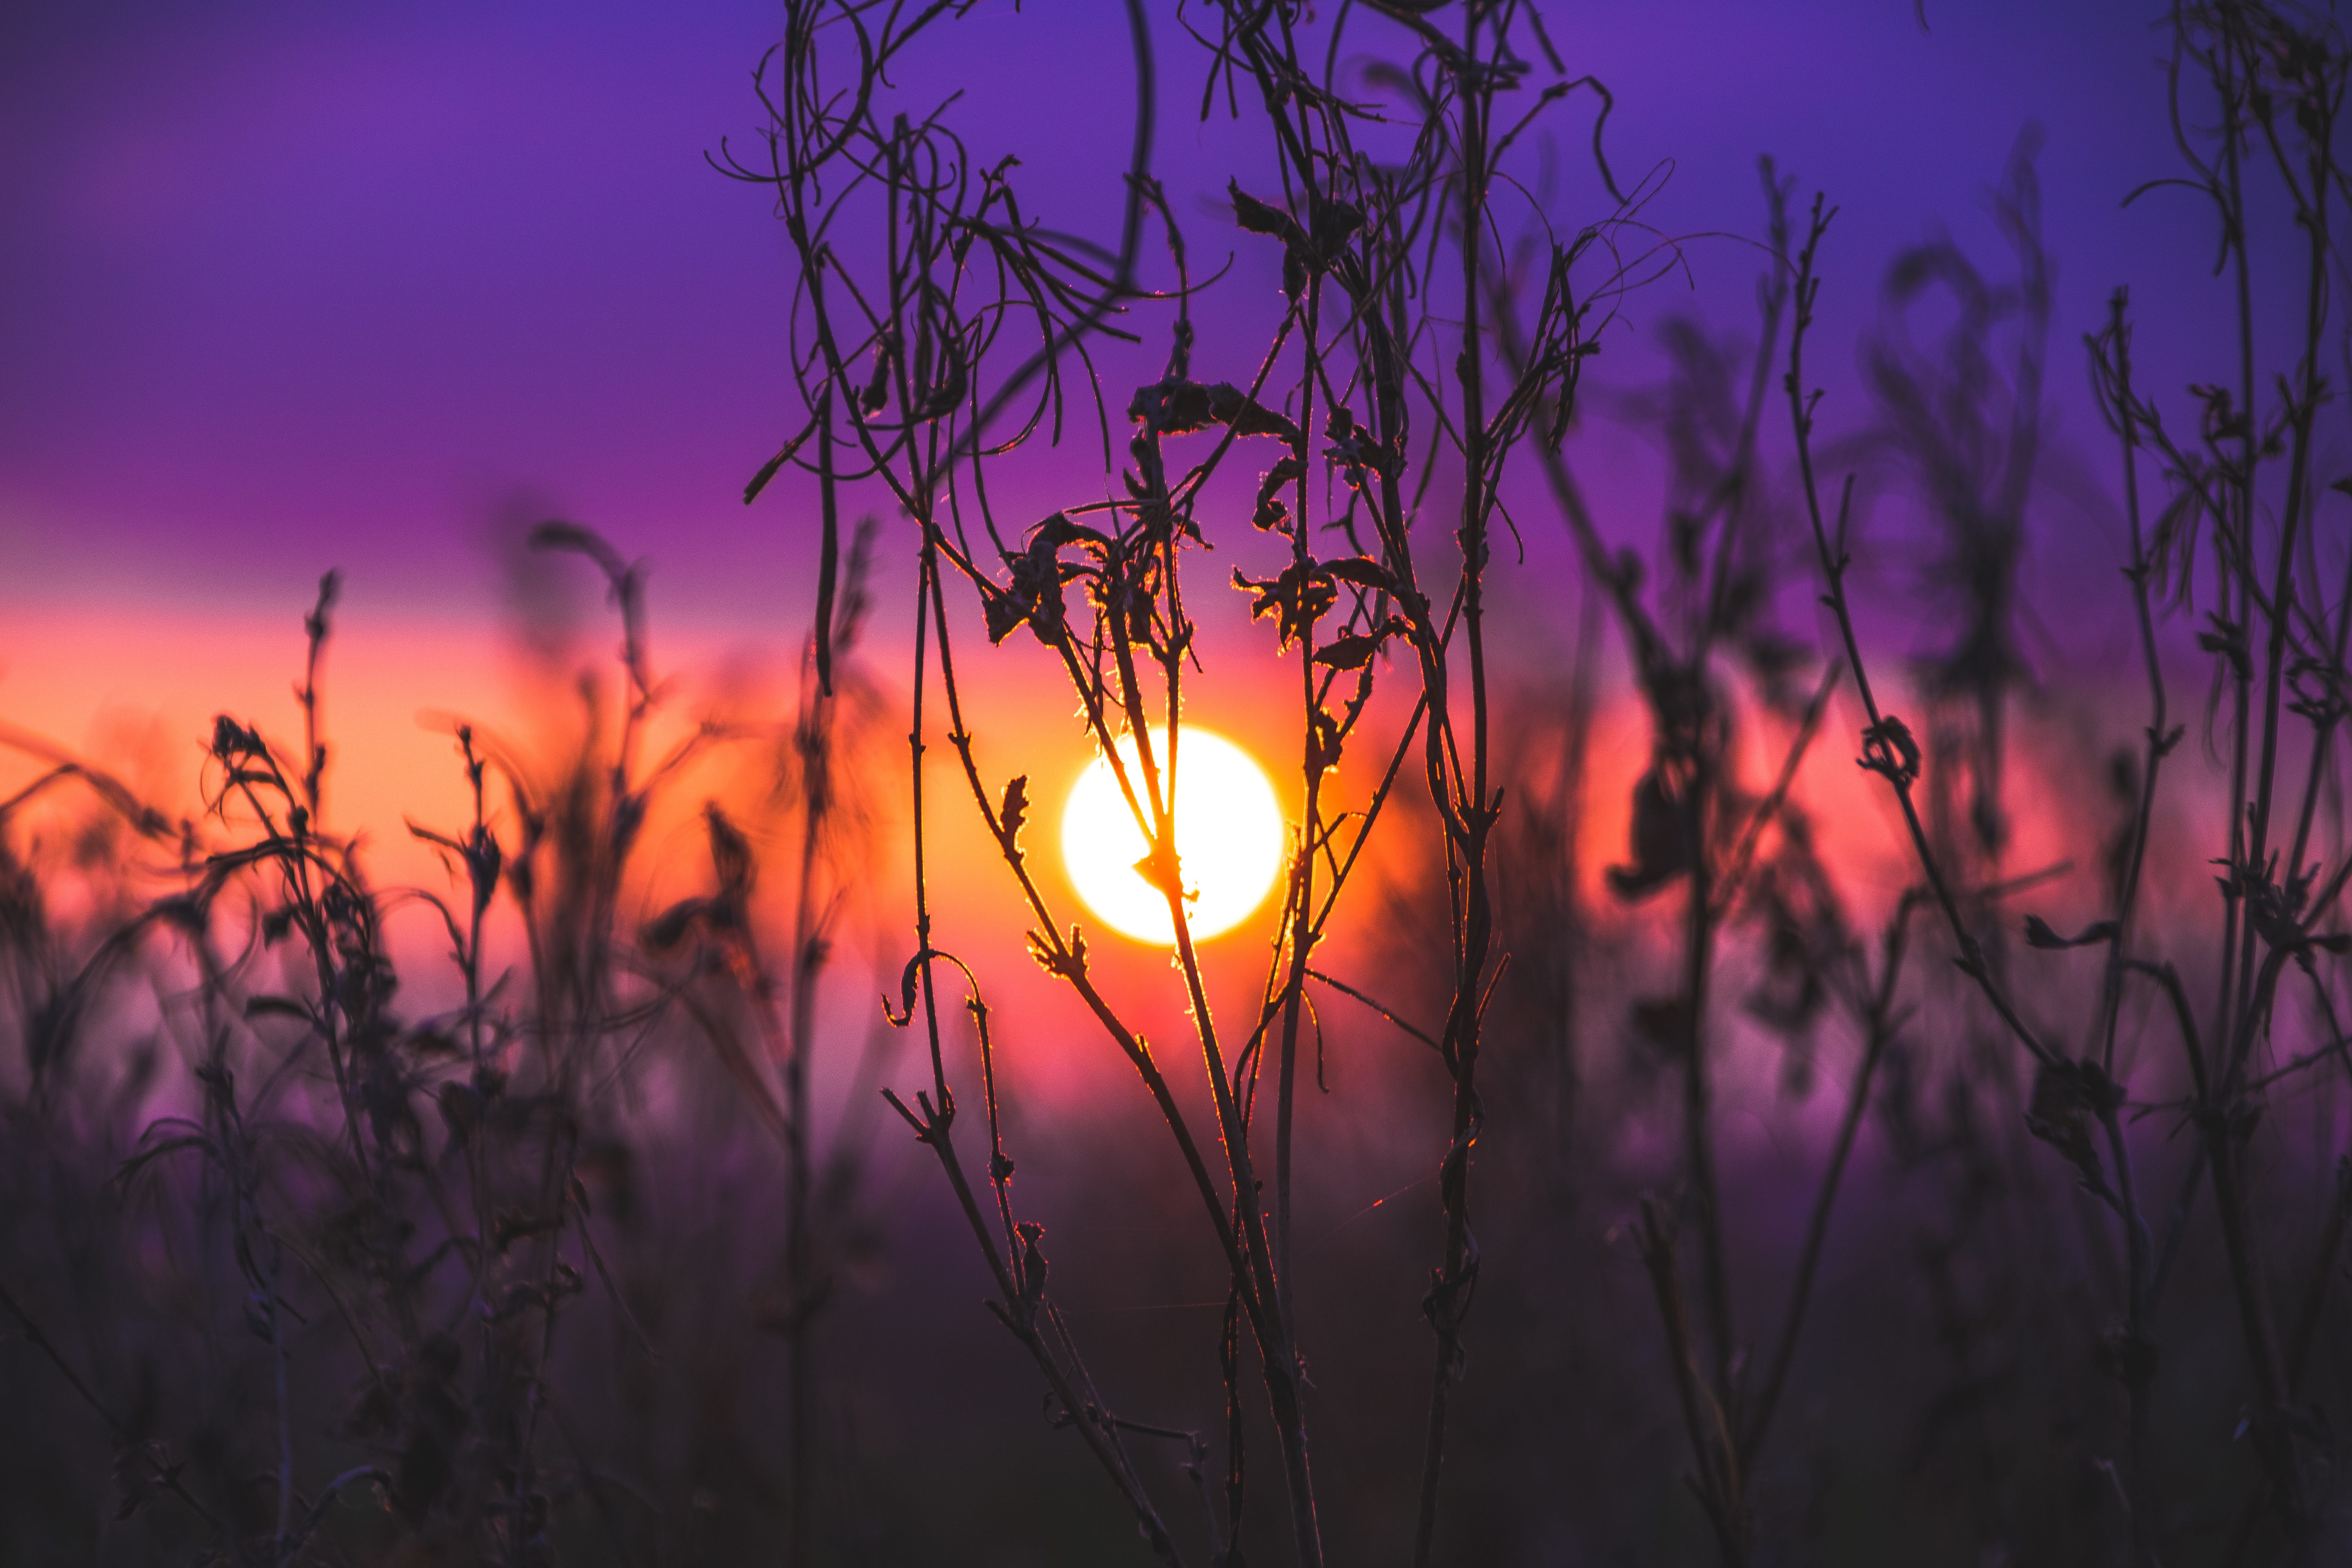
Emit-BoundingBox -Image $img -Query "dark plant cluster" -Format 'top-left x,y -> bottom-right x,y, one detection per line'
0,531 -> 902,1565
7,2 -> 2352,1565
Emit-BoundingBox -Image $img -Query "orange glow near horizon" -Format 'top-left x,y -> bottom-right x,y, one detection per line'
0,598 -> 2140,1022
1061,726 -> 1286,946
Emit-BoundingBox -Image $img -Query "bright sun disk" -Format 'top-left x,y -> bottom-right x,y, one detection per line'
1061,727 -> 1285,945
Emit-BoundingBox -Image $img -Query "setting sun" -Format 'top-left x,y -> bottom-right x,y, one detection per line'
1060,726 -> 1286,945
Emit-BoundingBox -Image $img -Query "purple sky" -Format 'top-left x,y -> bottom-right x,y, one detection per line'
0,0 -> 2265,641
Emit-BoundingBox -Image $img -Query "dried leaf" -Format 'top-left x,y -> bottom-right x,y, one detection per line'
999,775 -> 1030,846
1320,555 -> 1396,591
2023,914 -> 2119,950
1314,633 -> 1381,670
1234,562 -> 1338,647
1859,714 -> 1922,786
1608,769 -> 1691,901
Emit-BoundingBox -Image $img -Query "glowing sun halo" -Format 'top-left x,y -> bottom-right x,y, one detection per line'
1061,727 -> 1286,945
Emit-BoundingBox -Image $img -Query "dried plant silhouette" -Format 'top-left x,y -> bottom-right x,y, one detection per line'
5,1 -> 2352,1565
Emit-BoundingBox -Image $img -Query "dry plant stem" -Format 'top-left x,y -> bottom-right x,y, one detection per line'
1094,495 -> 1323,1567
1741,898 -> 1917,1468
897,540 -> 1186,1568
1785,198 -> 2054,1074
502,529 -> 679,1561
2194,11 -> 2343,1533
783,549 -> 835,1568
296,572 -> 336,828
910,64 -> 1514,1528
1551,586 -> 1602,1187
2090,291 -> 2175,1080
2206,26 -> 2259,1064
2283,508 -> 2352,887
1229,685 -> 1442,1135
38,536 -> 815,1558
194,1054 -> 298,1562
2087,290 -> 2170,1562
2204,1100 -> 2304,1524
911,0 -> 1158,500
1414,14 -> 1508,1560
1636,1199 -> 1749,1568
1712,668 -> 1840,918
2097,1092 -> 2157,1557
511,1131 -> 579,1568
2145,1007 -> 2211,1306
1680,837 -> 1736,1405
972,211 -> 1341,1556
1273,274 -> 1325,1325
211,596 -> 403,1558
0,1274 -> 224,1536
225,748 -> 372,1189
771,0 -> 1288,1383
2132,960 -> 2307,1535
2222,69 -> 2325,1102
750,2 -> 1232,1547
759,412 -> 878,1568
1491,150 -> 1813,1548
813,385 -> 840,699
894,901 -> 1172,1542
1791,180 -> 2215,1551
2221,14 -> 2339,1093
1501,157 -> 1858,1538
1664,672 -> 1847,1544
2221,1161 -> 2352,1565
925,570 -> 1250,1293
927,599 -> 1309,1491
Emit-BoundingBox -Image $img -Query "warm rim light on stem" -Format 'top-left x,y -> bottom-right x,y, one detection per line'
1062,727 -> 1286,945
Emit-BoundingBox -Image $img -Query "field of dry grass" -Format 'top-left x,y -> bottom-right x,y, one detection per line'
5,2 -> 2352,1564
